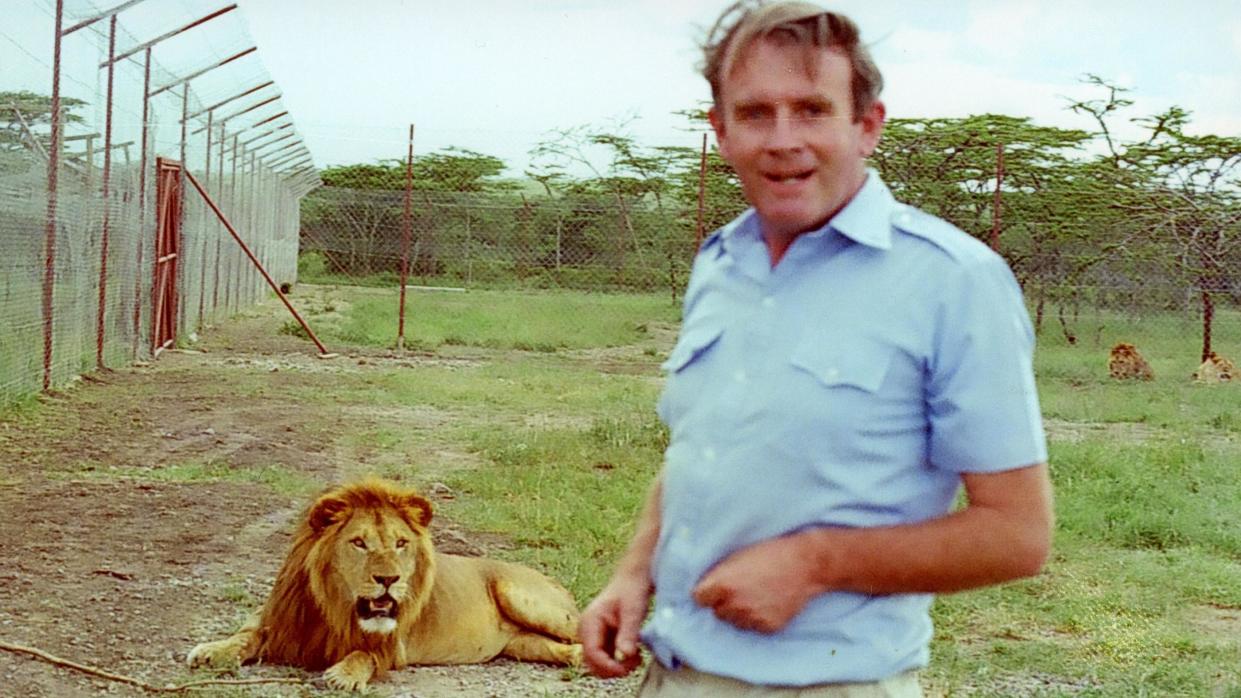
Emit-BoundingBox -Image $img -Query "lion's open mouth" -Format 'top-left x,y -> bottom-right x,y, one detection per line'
356,594 -> 399,620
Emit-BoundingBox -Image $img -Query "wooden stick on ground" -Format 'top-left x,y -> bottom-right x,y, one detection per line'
0,639 -> 306,693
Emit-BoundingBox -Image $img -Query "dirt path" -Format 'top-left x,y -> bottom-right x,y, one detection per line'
0,304 -> 643,697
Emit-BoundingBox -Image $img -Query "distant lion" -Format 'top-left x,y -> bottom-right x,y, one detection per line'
1193,352 -> 1236,384
187,479 -> 582,691
1108,343 -> 1154,381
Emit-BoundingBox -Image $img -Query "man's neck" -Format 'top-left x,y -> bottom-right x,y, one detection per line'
761,174 -> 869,268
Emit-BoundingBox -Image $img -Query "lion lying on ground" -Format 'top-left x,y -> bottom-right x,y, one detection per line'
187,479 -> 582,691
1108,342 -> 1155,381
1193,352 -> 1236,384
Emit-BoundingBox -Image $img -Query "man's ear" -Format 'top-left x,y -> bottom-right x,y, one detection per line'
402,494 -> 433,528
308,494 -> 349,533
857,99 -> 886,157
708,106 -> 730,161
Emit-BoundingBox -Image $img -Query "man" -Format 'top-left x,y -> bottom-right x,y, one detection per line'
579,2 -> 1054,697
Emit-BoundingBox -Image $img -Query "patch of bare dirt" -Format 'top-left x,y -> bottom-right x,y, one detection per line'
560,321 -> 679,381
1042,417 -> 1170,444
0,301 -> 642,697
1187,605 -> 1241,646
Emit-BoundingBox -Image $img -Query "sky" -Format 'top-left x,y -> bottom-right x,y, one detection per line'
232,0 -> 1241,175
5,0 -> 1241,178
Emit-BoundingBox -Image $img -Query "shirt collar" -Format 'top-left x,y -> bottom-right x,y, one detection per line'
827,169 -> 894,251
716,169 -> 895,257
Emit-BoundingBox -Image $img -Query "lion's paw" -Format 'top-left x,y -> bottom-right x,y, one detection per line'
186,639 -> 242,669
323,654 -> 374,692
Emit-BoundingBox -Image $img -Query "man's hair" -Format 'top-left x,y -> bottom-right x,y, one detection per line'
700,1 -> 883,121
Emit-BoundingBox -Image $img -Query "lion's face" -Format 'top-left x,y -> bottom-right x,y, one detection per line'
307,484 -> 435,637
333,509 -> 420,634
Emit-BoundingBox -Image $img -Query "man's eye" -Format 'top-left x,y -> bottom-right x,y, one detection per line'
798,104 -> 829,119
396,539 -> 408,549
350,537 -> 367,550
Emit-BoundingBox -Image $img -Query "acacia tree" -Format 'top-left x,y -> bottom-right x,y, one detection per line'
872,114 -> 1109,340
302,148 -> 511,278
1069,76 -> 1241,361
528,123 -> 689,289
1,91 -> 87,174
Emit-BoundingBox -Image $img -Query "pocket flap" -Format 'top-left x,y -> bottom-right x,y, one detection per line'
661,325 -> 724,373
790,343 -> 892,392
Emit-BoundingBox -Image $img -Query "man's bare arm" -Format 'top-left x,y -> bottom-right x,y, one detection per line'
693,463 -> 1053,633
579,475 -> 663,677
814,462 -> 1054,593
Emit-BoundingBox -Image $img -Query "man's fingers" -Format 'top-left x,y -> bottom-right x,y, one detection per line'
579,602 -> 630,678
613,597 -> 644,662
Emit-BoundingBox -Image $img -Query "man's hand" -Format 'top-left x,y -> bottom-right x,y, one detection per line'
579,571 -> 652,678
692,533 -> 822,634
694,464 -> 1054,633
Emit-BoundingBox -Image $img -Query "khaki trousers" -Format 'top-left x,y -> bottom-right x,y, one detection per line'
636,661 -> 923,698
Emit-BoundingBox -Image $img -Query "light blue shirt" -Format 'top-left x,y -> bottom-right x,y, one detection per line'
641,172 -> 1047,686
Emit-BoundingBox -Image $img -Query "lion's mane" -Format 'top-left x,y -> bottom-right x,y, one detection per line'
248,480 -> 436,674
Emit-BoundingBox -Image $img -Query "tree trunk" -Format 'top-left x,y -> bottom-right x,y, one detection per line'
1201,288 -> 1214,363
1058,303 -> 1077,346
1034,289 -> 1045,336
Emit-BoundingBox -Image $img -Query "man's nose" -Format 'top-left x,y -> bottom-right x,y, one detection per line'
765,113 -> 802,151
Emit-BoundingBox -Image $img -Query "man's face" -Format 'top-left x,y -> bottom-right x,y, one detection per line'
709,40 -> 884,242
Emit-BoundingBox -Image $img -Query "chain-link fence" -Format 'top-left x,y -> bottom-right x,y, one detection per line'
1,1 -> 315,407
5,2 -> 1237,405
300,188 -> 700,295
874,118 -> 1241,365
301,118 -> 1239,369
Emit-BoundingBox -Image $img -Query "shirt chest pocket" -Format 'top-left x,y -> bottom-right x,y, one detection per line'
789,341 -> 893,394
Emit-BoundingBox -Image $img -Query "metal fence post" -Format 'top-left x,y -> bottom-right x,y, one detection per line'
397,124 -> 414,349
93,14 -> 118,368
991,141 -> 1004,251
42,0 -> 64,391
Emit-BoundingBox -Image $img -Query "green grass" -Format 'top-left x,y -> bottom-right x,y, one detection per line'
295,285 -> 679,352
1033,307 -> 1241,431
277,289 -> 1240,695
1051,439 -> 1241,556
4,285 -> 1239,696
443,413 -> 668,600
365,296 -> 1236,697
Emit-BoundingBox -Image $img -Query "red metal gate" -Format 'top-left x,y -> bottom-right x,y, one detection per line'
152,158 -> 182,356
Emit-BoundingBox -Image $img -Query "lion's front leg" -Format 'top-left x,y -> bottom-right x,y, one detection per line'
323,650 -> 377,692
502,631 -> 584,667
186,628 -> 257,670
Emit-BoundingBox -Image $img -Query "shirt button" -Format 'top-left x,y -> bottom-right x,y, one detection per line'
702,447 -> 716,461
825,367 -> 840,380
761,296 -> 776,308
659,608 -> 675,620
677,526 -> 691,540
733,369 -> 747,383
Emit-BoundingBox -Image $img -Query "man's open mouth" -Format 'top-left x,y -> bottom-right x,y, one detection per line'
764,169 -> 813,184
356,594 -> 399,619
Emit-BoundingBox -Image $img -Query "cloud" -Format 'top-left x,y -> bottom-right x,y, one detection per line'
962,2 -> 1040,60
1171,71 -> 1241,137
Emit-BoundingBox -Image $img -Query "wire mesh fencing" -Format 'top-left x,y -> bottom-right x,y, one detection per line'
299,187 -> 702,296
1,0 -> 314,407
298,120 -> 1239,375
873,120 -> 1241,368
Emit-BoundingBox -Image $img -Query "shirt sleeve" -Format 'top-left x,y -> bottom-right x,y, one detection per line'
926,253 -> 1047,473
